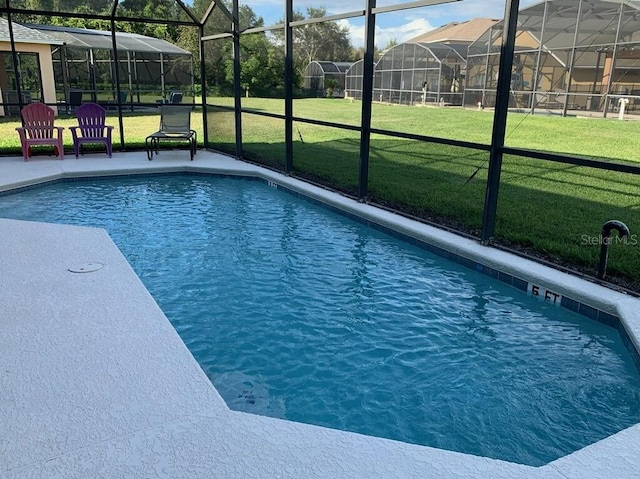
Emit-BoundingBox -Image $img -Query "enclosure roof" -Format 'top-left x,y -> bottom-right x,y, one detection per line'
388,41 -> 467,64
345,59 -> 366,74
25,24 -> 190,55
471,0 -> 640,52
309,61 -> 354,74
0,18 -> 62,45
333,62 -> 353,73
406,18 -> 499,45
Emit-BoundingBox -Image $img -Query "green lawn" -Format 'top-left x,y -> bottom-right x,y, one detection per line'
0,109 -> 205,151
2,98 -> 640,288
227,97 -> 640,164
212,98 -> 640,289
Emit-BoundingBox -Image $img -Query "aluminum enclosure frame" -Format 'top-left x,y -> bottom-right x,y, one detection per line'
3,0 -> 640,245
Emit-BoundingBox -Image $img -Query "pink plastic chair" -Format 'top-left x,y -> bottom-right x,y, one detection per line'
15,103 -> 65,161
70,103 -> 114,158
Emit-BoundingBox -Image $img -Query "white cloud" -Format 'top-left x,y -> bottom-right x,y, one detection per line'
338,20 -> 366,47
377,18 -> 436,47
339,17 -> 435,49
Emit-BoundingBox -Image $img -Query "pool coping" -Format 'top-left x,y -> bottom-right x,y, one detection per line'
1,150 -> 639,478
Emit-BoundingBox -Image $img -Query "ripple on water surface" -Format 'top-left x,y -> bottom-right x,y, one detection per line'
1,175 -> 639,466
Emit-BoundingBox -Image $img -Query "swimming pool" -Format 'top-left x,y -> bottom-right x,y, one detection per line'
1,174 -> 639,467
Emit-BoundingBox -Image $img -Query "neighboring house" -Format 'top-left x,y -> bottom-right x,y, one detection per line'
345,60 -> 366,100
0,18 -> 62,116
465,0 -> 640,114
347,18 -> 498,106
304,61 -> 353,97
29,24 -> 194,107
0,20 -> 193,116
373,42 -> 467,106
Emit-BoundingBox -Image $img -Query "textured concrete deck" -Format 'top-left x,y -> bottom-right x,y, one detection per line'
1,150 -> 639,478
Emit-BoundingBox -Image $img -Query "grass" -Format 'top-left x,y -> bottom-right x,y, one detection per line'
2,98 -> 640,288
0,109 -> 206,152
220,98 -> 640,289
239,97 -> 640,163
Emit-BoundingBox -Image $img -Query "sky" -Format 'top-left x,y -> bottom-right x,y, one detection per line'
247,0 -> 540,47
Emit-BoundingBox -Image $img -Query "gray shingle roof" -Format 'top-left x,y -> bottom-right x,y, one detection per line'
0,18 -> 62,44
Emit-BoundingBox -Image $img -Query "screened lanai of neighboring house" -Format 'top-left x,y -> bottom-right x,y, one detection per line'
303,61 -> 353,97
29,24 -> 194,109
373,42 -> 467,106
0,18 -> 61,116
345,59 -> 365,100
465,0 -> 640,115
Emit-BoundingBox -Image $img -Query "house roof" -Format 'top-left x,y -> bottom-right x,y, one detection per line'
0,18 -> 63,45
406,18 -> 499,45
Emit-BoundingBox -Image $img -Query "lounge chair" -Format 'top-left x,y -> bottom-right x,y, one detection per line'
104,90 -> 128,111
145,105 -> 196,161
70,103 -> 114,158
168,91 -> 183,104
69,89 -> 83,112
15,103 -> 64,161
156,90 -> 183,105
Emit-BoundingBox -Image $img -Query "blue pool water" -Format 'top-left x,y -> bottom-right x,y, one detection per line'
1,175 -> 639,466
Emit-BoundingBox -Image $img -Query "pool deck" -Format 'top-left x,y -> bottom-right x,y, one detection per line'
1,150 -> 639,478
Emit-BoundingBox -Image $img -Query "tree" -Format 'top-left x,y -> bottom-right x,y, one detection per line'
272,7 -> 353,85
383,39 -> 398,50
177,0 -> 264,95
324,78 -> 338,98
48,6 -> 112,31
350,45 -> 382,62
224,33 -> 285,98
118,0 -> 182,41
292,7 -> 352,65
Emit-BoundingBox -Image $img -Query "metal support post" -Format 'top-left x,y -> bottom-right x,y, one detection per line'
232,0 -> 243,159
284,0 -> 294,173
358,0 -> 377,200
480,0 -> 520,243
199,25 -> 209,147
110,17 -> 125,150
